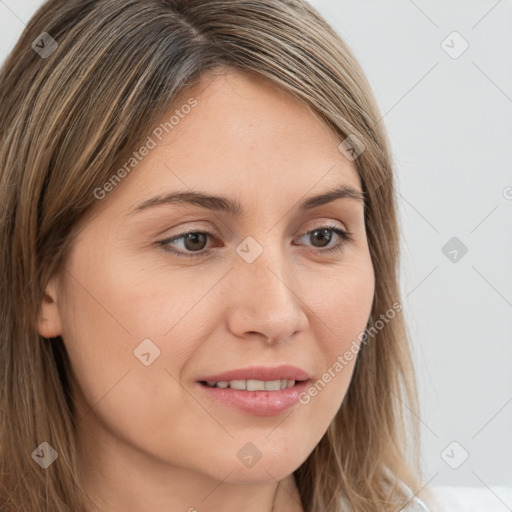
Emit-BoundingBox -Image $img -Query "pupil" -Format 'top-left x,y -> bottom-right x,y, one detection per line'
312,229 -> 331,247
184,232 -> 207,251
181,230 -> 333,252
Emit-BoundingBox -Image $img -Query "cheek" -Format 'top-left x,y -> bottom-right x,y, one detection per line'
57,277 -> 141,414
309,254 -> 375,349
300,256 -> 374,404
58,268 -> 201,465
56,250 -> 222,453
56,247 -> 158,417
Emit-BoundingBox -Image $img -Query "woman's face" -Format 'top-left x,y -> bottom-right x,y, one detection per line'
39,70 -> 374,497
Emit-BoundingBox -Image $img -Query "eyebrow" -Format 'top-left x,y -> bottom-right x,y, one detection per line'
127,184 -> 365,217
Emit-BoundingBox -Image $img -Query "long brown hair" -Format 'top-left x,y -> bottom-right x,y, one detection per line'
0,1 -> 434,510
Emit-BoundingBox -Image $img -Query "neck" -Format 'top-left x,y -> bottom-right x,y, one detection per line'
76,411 -> 304,512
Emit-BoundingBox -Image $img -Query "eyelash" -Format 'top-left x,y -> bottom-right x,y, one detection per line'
157,223 -> 352,259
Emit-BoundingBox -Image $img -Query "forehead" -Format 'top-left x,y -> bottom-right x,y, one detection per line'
93,69 -> 363,220
170,69 -> 344,156
159,71 -> 354,168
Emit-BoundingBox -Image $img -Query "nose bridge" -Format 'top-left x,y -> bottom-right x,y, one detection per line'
238,234 -> 292,301
249,257 -> 291,306
226,235 -> 307,342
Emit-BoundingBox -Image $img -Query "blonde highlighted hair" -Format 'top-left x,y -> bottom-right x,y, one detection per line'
0,1 -> 434,510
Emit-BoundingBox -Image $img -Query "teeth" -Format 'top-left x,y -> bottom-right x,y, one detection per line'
265,379 -> 281,391
247,379 -> 266,391
229,380 -> 246,390
205,379 -> 297,390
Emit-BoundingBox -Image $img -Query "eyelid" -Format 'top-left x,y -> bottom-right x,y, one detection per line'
160,217 -> 347,238
157,220 -> 352,258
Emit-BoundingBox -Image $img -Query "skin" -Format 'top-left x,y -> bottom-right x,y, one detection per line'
38,69 -> 375,512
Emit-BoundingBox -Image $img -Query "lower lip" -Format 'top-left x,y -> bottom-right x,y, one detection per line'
196,380 -> 310,416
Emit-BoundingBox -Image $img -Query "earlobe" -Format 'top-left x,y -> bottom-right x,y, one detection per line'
37,278 -> 63,339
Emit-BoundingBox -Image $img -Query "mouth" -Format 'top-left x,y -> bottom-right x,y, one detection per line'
198,378 -> 304,391
196,377 -> 311,416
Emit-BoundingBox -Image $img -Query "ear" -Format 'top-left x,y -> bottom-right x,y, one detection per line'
37,277 -> 63,338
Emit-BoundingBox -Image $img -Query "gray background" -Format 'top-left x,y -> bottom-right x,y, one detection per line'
1,0 -> 511,492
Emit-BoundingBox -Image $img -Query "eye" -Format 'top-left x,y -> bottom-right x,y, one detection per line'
157,223 -> 352,258
157,230 -> 214,258
295,223 -> 352,255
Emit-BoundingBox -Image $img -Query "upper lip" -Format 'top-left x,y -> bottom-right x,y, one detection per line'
197,365 -> 310,383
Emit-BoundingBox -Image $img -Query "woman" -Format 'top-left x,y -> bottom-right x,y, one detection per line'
0,1 -> 438,510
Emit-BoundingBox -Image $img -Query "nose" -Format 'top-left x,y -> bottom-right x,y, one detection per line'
225,243 -> 308,345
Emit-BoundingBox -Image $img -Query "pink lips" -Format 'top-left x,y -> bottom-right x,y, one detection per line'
196,365 -> 310,416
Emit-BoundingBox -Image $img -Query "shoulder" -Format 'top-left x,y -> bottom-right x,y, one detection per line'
395,479 -> 431,512
401,495 -> 430,511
